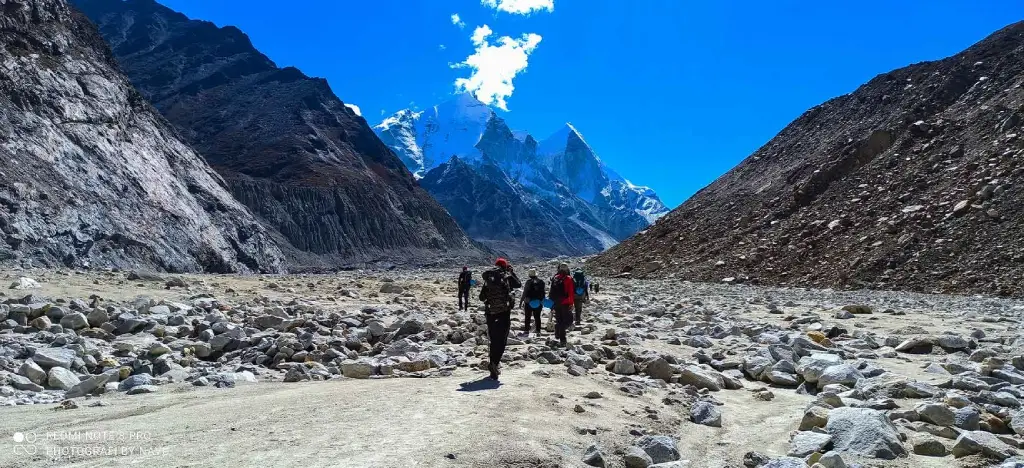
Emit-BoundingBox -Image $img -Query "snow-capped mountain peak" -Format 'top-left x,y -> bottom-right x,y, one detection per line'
374,97 -> 671,256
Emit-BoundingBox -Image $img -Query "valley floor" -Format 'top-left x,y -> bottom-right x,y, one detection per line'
0,267 -> 1022,467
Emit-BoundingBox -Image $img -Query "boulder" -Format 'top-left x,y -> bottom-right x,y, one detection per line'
645,357 -> 674,382
952,431 -> 1016,460
10,277 -> 40,289
18,360 -> 47,385
690,400 -> 722,427
611,359 -> 637,375
800,405 -> 830,430
342,360 -> 374,379
59,312 -> 89,330
788,431 -> 833,458
636,435 -> 681,464
915,403 -> 955,427
816,364 -> 862,389
32,347 -> 76,369
678,365 -> 723,391
66,372 -> 115,398
825,407 -> 907,459
582,444 -> 606,467
623,446 -> 654,468
47,367 -> 80,391
118,374 -> 153,391
796,354 -> 843,384
911,434 -> 947,457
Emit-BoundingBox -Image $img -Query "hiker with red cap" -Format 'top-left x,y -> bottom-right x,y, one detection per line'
457,266 -> 472,311
478,257 -> 522,380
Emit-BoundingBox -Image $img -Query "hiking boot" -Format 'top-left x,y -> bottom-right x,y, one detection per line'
488,362 -> 499,380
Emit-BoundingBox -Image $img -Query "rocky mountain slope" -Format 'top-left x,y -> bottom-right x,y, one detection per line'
0,0 -> 284,272
592,22 -> 1024,297
75,0 -> 485,268
375,94 -> 668,257
420,156 -> 614,258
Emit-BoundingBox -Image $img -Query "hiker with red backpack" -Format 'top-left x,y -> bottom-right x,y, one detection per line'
549,263 -> 576,347
478,258 -> 522,380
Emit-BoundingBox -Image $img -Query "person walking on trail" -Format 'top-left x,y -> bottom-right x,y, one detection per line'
478,258 -> 522,380
457,266 -> 472,311
519,269 -> 545,336
549,263 -> 575,347
572,268 -> 589,326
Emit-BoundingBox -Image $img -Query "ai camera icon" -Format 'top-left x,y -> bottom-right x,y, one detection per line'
13,432 -> 24,443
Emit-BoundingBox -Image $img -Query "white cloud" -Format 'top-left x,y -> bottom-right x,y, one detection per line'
452,25 -> 542,111
439,44 -> 447,50
450,13 -> 465,29
481,0 -> 553,15
344,103 -> 361,116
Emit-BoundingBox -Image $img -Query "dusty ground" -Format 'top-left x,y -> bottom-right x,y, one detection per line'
0,267 -> 1022,467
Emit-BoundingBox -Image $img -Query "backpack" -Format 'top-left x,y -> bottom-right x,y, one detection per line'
480,268 -> 512,313
572,271 -> 586,296
549,274 -> 567,304
524,278 -> 545,300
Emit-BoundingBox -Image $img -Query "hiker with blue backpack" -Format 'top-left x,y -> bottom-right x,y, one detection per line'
519,269 -> 546,336
572,268 -> 590,326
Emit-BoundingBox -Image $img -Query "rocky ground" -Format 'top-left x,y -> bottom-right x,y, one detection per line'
1,266 -> 1024,467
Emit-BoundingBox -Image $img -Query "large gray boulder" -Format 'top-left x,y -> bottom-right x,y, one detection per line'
678,365 -> 723,391
817,364 -> 863,389
952,431 -> 1016,461
796,353 -> 842,384
47,367 -> 80,391
32,347 -> 76,369
635,435 -> 680,464
825,407 -> 907,459
623,446 -> 654,468
18,360 -> 47,385
66,372 -> 115,398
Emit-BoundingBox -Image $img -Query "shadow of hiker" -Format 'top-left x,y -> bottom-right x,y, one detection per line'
457,378 -> 502,392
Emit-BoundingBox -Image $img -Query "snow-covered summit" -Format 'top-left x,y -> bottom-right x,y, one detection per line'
374,97 -> 670,255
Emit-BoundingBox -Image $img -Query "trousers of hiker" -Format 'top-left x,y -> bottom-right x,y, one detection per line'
458,286 -> 470,310
486,311 -> 511,368
524,304 -> 541,334
554,304 -> 573,345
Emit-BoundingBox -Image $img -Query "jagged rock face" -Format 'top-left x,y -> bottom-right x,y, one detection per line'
76,0 -> 484,267
420,157 -> 609,258
0,0 -> 284,272
593,22 -> 1024,297
376,94 -> 669,257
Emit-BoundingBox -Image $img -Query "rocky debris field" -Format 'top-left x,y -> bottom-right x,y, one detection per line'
2,267 -> 1024,467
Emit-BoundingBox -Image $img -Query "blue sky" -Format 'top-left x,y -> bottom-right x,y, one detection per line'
159,0 -> 1022,207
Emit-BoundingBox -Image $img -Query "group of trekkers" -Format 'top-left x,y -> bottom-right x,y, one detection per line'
457,259 -> 595,380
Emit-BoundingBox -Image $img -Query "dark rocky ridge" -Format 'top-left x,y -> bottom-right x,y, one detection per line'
421,156 -> 609,259
75,0 -> 486,268
592,22 -> 1024,297
0,0 -> 284,272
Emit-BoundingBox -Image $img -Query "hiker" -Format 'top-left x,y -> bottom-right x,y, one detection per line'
457,266 -> 472,311
549,263 -> 575,347
519,269 -> 546,335
478,258 -> 522,380
593,282 -> 600,293
572,268 -> 589,326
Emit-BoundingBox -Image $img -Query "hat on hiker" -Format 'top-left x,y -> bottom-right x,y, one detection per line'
528,269 -> 537,277
495,258 -> 510,268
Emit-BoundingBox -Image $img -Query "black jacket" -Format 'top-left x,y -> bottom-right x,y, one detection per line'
522,277 -> 546,301
458,270 -> 471,289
